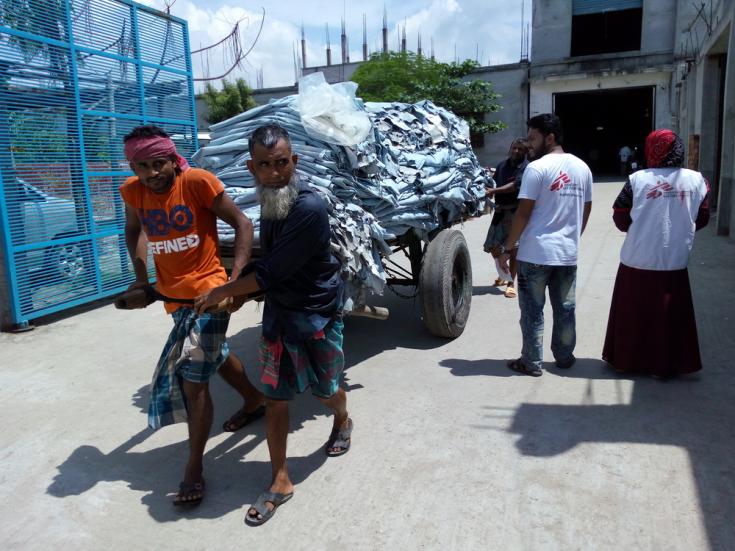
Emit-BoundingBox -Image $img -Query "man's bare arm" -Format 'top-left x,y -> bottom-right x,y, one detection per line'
194,272 -> 261,314
504,198 -> 535,250
124,204 -> 149,287
210,191 -> 254,281
486,180 -> 518,196
498,198 -> 535,273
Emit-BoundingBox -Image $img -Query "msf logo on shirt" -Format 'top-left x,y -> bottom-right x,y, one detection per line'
139,205 -> 200,255
645,181 -> 673,199
549,171 -> 571,191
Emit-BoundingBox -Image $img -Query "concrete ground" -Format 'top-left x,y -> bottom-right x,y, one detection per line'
1,181 -> 734,550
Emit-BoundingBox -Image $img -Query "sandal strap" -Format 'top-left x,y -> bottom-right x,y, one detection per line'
328,417 -> 353,446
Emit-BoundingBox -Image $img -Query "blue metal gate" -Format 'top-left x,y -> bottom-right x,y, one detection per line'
0,0 -> 198,326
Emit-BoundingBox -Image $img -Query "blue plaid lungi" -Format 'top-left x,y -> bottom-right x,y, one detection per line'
147,308 -> 230,429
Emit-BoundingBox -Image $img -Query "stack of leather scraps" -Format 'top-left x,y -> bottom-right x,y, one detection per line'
192,94 -> 491,304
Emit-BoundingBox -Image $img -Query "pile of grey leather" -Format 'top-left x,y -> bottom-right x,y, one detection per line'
192,94 -> 490,302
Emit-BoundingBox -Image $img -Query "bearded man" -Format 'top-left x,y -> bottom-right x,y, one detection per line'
195,124 -> 351,526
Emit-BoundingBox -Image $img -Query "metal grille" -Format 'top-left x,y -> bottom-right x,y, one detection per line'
0,0 -> 197,326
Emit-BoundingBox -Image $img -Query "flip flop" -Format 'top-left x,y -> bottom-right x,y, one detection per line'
325,417 -> 353,457
245,490 -> 294,526
504,286 -> 517,298
173,479 -> 205,506
222,404 -> 265,432
507,358 -> 542,377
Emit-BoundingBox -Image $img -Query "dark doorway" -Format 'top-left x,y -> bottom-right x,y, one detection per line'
554,86 -> 654,176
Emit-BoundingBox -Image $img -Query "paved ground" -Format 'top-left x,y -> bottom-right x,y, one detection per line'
2,181 -> 734,550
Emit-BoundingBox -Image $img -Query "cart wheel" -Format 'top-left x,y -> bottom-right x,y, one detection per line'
419,229 -> 472,338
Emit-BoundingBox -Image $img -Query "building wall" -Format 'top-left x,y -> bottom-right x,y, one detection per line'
641,0 -> 678,53
467,64 -> 529,167
530,70 -> 674,128
531,1 -> 572,62
302,62 -> 362,84
672,0 -> 734,236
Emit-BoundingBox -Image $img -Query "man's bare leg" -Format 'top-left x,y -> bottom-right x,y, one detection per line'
319,387 -> 349,454
177,380 -> 212,502
247,399 -> 293,520
219,353 -> 265,430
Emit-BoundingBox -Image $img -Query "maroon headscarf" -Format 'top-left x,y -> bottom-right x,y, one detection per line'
644,129 -> 685,168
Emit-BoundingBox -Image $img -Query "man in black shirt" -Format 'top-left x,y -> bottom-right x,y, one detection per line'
483,138 -> 529,298
194,124 -> 351,526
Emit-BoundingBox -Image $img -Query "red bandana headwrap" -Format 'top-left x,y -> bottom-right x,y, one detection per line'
644,129 -> 685,168
124,136 -> 191,172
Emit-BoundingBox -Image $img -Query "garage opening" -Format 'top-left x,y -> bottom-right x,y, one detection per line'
554,86 -> 654,177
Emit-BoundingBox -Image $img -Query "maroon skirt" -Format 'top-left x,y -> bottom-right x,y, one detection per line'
602,263 -> 702,377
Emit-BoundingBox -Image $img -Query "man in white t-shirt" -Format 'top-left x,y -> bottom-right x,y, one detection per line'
499,114 -> 593,376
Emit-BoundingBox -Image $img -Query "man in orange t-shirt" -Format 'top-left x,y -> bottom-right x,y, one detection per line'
119,125 -> 264,506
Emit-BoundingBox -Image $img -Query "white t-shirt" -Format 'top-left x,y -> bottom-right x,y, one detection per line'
620,168 -> 707,271
517,153 -> 593,266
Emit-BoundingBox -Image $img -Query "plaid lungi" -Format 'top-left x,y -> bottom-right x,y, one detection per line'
259,318 -> 344,400
147,308 -> 230,429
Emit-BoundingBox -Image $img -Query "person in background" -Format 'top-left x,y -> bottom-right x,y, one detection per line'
603,129 -> 710,379
618,144 -> 633,177
483,138 -> 529,298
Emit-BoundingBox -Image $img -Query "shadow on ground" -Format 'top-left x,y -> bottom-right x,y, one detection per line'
46,285 -> 447,522
47,375 -> 333,522
472,285 -> 506,297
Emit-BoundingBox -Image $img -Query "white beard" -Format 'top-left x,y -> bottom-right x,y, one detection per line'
257,180 -> 298,220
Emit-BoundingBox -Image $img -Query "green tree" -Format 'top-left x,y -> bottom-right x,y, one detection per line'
201,78 -> 257,124
351,52 -> 504,135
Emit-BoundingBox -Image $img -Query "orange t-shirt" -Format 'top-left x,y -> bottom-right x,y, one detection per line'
119,168 -> 227,313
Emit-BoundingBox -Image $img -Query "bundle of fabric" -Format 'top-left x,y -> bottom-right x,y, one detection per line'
192,94 -> 489,301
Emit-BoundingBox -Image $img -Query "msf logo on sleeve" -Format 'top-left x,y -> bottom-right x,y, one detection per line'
139,205 -> 200,255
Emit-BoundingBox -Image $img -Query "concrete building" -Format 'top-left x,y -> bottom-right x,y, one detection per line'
530,0 -> 682,174
202,0 -> 735,233
673,0 -> 735,236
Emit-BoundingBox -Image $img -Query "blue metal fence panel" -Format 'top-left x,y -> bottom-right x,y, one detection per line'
0,0 -> 197,325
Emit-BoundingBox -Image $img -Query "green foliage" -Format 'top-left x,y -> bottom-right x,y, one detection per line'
201,78 -> 257,124
351,52 -> 505,135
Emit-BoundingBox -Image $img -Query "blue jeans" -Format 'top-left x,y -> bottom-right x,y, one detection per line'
517,261 -> 577,371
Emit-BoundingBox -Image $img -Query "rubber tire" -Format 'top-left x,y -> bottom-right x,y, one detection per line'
419,229 -> 473,338
43,238 -> 86,283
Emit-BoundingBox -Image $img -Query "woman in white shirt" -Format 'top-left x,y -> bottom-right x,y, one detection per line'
603,129 -> 710,379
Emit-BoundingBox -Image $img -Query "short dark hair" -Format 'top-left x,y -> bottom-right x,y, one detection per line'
248,124 -> 291,155
123,125 -> 170,143
527,114 -> 563,146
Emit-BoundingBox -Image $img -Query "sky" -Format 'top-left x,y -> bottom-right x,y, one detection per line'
137,0 -> 531,90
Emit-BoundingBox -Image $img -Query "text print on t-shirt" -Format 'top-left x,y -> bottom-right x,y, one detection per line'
139,205 -> 201,255
549,171 -> 583,197
644,180 -> 694,202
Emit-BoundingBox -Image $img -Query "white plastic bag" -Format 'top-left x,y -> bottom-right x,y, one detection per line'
297,72 -> 372,146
